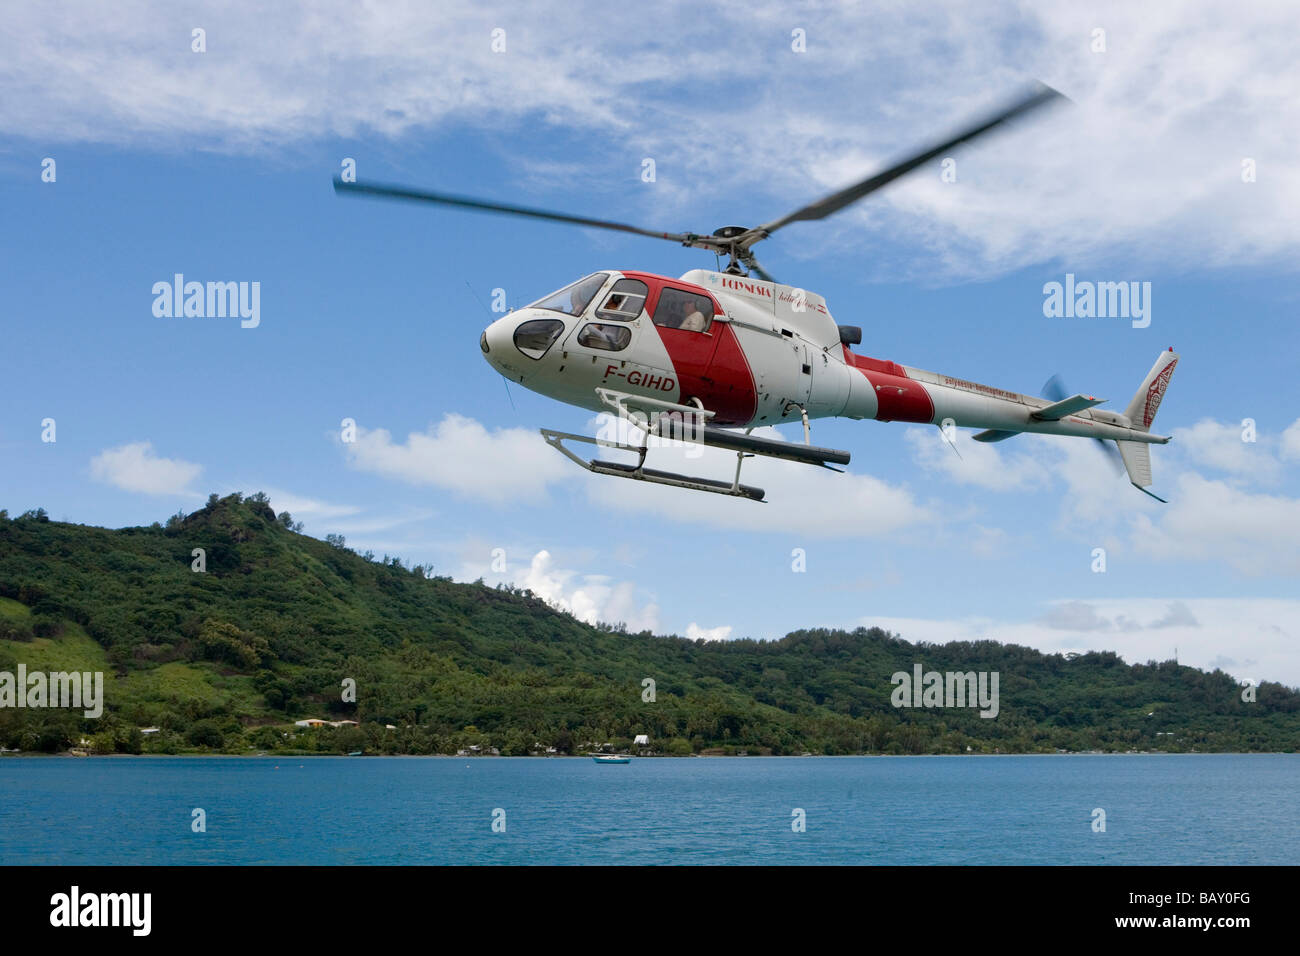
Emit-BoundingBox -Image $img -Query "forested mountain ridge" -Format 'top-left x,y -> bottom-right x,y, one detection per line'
1,494 -> 1295,755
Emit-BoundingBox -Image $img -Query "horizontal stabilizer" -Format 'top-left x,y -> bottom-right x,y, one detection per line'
1030,393 -> 1105,421
972,429 -> 1021,443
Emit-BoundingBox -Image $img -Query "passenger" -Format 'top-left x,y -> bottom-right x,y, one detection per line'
679,297 -> 708,332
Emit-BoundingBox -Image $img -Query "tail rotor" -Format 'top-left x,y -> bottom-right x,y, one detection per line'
1042,374 -> 1124,474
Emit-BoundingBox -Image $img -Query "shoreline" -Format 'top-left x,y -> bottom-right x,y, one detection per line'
2,750 -> 1293,759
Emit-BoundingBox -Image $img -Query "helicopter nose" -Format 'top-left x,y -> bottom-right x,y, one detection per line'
480,317 -> 519,375
481,317 -> 505,354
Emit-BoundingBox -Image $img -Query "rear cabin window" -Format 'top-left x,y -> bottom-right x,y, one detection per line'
595,278 -> 648,322
653,288 -> 714,333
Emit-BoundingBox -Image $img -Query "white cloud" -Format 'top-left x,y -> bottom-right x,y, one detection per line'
89,441 -> 201,496
865,597 -> 1300,687
1150,601 -> 1199,629
254,488 -> 361,520
585,415 -> 933,537
1279,419 -> 1300,462
341,407 -> 1300,573
685,622 -> 733,642
1040,601 -> 1113,632
1172,418 -> 1281,481
904,426 -> 1053,491
1130,473 -> 1300,575
342,414 -> 573,504
4,2 -> 1299,278
314,510 -> 435,536
900,414 -> 1300,578
518,550 -> 659,632
336,410 -> 931,535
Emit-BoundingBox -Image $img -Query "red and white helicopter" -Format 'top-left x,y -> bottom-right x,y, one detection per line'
336,85 -> 1178,503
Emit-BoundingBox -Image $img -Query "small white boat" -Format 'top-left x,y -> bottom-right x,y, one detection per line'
591,754 -> 631,764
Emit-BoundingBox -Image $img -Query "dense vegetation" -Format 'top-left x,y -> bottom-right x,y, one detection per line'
0,495 -> 1296,756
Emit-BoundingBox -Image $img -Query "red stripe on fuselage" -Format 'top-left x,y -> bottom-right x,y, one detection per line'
657,321 -> 757,426
842,346 -> 935,423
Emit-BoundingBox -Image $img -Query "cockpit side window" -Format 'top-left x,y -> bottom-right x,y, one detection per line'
595,279 -> 649,322
653,287 -> 714,333
529,273 -> 611,316
577,323 -> 632,351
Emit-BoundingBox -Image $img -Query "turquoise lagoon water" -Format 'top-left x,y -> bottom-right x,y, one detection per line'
1,754 -> 1295,865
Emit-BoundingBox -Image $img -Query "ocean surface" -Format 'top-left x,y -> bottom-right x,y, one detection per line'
1,754 -> 1296,865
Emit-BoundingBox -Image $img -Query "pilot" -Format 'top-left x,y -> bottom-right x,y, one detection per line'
568,288 -> 587,315
568,275 -> 606,315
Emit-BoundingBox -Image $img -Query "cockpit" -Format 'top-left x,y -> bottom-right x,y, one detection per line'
491,270 -> 725,369
528,273 -> 610,317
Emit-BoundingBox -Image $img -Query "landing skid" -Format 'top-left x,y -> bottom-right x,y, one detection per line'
540,389 -> 851,503
541,428 -> 768,501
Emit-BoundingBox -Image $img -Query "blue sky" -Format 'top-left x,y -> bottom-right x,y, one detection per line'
2,1 -> 1298,685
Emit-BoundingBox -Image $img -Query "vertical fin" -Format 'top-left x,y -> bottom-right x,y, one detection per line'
1124,350 -> 1179,431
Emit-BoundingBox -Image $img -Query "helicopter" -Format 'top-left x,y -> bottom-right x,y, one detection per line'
334,84 -> 1178,503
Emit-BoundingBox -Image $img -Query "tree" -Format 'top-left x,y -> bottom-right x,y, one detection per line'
187,720 -> 224,749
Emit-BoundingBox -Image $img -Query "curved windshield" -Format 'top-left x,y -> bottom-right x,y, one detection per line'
530,273 -> 610,316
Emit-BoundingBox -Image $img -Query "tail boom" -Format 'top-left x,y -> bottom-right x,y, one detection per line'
838,348 -> 1180,496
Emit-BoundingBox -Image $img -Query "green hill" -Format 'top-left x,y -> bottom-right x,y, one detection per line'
0,494 -> 1296,755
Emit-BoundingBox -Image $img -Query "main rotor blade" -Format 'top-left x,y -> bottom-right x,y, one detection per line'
755,83 -> 1066,237
334,178 -> 695,244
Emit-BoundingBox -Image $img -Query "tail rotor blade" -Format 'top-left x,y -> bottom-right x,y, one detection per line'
1095,438 -> 1125,475
1045,373 -> 1123,474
